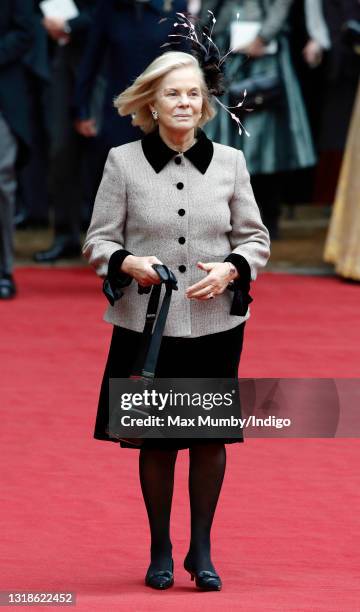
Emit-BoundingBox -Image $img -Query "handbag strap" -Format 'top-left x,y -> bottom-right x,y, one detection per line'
130,265 -> 177,380
141,280 -> 174,378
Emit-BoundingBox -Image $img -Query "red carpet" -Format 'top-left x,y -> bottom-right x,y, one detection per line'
1,268 -> 359,611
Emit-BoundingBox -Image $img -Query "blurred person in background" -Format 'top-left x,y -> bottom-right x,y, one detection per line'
72,0 -> 187,210
15,0 -> 52,229
323,70 -> 360,279
284,0 -> 330,204
314,0 -> 360,203
33,0 -> 99,263
289,0 -> 331,138
0,0 -> 33,299
200,0 -> 316,239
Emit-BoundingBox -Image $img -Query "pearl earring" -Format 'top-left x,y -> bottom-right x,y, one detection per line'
152,110 -> 158,120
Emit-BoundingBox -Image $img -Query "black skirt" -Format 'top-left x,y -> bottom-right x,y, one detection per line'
94,322 -> 246,450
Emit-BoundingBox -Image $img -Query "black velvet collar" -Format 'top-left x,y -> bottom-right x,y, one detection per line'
141,127 -> 214,174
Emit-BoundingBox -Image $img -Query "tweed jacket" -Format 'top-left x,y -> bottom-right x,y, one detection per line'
83,128 -> 270,337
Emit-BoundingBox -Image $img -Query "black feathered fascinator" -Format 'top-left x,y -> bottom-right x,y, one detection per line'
161,11 -> 250,136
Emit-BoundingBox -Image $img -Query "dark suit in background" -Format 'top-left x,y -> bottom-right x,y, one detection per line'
16,0 -> 52,227
34,0 -> 100,262
319,0 -> 360,151
0,0 -> 33,296
313,0 -> 360,203
73,0 -> 188,200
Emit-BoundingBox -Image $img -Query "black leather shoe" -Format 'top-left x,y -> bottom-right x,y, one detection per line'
0,275 -> 16,299
33,241 -> 81,263
145,559 -> 174,589
184,559 -> 222,591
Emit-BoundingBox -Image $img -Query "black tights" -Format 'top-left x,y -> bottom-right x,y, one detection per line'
139,442 -> 226,573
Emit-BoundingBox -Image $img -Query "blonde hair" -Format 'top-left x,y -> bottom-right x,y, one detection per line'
114,51 -> 216,133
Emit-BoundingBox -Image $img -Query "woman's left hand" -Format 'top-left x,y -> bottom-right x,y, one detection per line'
185,262 -> 236,301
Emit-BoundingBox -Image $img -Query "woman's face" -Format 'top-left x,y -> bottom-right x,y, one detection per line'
150,66 -> 204,133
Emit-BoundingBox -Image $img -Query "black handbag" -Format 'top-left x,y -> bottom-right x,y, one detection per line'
228,72 -> 284,111
107,264 -> 178,447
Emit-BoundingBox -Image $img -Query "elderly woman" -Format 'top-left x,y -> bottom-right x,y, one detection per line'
83,51 -> 270,591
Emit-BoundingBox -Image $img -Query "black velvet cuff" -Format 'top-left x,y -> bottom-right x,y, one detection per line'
224,254 -> 253,316
103,249 -> 133,306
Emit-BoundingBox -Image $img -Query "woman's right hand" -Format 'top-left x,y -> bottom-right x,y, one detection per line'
121,255 -> 163,287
